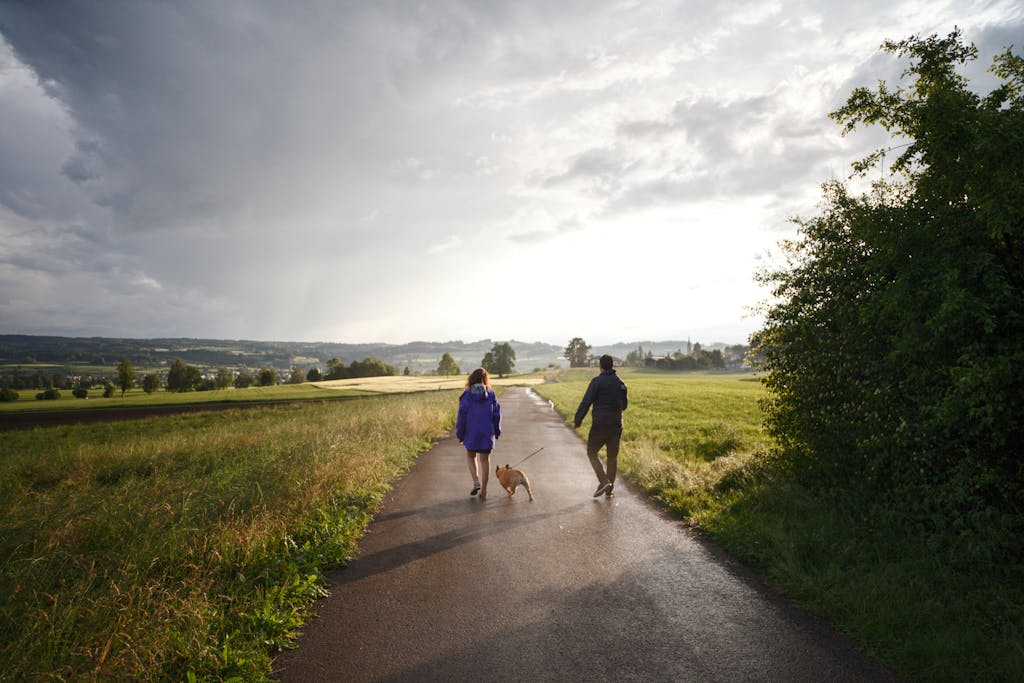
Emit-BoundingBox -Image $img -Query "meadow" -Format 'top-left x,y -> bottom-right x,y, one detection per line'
535,368 -> 1023,682
0,391 -> 459,680
0,374 -> 544,414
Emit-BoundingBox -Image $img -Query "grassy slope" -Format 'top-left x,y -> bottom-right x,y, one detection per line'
535,368 -> 1023,682
0,392 -> 459,680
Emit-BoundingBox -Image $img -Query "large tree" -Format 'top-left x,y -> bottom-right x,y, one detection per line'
325,357 -> 347,380
214,368 -> 233,389
166,359 -> 202,392
436,352 -> 460,376
116,357 -> 135,397
753,31 -> 1023,517
141,373 -> 161,394
482,342 -> 515,378
564,337 -> 591,367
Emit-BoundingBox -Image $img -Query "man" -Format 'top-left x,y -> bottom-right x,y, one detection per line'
573,354 -> 628,497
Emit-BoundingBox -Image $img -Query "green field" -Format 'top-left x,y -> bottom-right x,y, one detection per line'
536,368 -> 769,518
0,383 -> 351,413
0,391 -> 459,680
4,369 -> 1019,680
536,369 -> 1023,682
0,374 -> 545,414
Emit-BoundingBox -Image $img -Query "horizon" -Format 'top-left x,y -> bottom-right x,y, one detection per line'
0,331 -> 751,349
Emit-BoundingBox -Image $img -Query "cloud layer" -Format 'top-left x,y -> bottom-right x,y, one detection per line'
1,0 -> 1020,344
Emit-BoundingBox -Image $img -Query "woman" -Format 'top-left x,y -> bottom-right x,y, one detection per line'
455,367 -> 501,499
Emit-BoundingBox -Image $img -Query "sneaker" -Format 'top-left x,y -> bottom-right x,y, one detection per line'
470,483 -> 480,496
593,483 -> 611,497
605,484 -> 614,497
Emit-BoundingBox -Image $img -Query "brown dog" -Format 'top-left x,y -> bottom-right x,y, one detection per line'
495,464 -> 533,501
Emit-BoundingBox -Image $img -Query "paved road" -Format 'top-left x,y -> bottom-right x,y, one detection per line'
272,387 -> 894,682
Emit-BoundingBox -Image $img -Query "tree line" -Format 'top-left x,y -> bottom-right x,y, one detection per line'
0,341 -> 526,401
563,337 -> 748,370
0,355 -> 402,401
434,342 -> 517,377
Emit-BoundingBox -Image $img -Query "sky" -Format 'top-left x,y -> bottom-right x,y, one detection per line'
0,1 -> 1020,346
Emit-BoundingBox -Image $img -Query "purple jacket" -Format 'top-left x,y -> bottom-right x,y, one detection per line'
456,383 -> 501,452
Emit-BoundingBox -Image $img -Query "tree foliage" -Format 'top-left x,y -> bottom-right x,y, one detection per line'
482,342 -> 515,378
116,358 -> 135,398
753,31 -> 1024,523
166,359 -> 202,392
323,357 -> 396,380
257,368 -> 278,386
214,369 -> 233,389
564,337 -> 591,367
142,373 -> 161,394
436,352 -> 460,376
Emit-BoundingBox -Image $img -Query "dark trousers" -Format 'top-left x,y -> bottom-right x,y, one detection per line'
587,423 -> 622,486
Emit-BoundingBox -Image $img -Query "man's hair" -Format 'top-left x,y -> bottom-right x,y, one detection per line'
599,354 -> 613,371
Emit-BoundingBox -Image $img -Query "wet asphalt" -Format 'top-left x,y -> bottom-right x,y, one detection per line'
272,387 -> 895,682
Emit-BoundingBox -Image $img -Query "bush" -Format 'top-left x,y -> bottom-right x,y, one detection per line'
72,388 -> 89,399
0,388 -> 19,402
102,383 -> 116,398
35,388 -> 61,400
141,373 -> 161,394
753,32 -> 1024,520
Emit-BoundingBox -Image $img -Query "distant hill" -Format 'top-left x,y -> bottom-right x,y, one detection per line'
0,334 -> 742,377
0,335 -> 565,375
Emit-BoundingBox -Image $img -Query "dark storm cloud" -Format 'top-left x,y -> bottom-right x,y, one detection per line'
0,1 -> 385,233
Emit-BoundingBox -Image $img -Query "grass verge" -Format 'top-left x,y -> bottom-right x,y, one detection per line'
535,368 -> 1023,682
0,391 -> 458,680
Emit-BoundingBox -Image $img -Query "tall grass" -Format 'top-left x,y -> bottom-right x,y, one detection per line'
537,369 -> 769,521
0,391 -> 458,680
0,383 -> 356,413
536,368 -> 1024,681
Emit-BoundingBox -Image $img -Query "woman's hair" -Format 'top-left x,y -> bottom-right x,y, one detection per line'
466,367 -> 491,388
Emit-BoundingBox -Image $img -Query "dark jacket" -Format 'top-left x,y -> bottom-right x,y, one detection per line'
456,383 -> 501,451
574,369 -> 628,428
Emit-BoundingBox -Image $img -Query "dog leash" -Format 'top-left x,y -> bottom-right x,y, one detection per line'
509,446 -> 544,468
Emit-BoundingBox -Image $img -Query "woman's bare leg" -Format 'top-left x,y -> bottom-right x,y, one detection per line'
478,452 -> 490,498
466,452 -> 481,495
